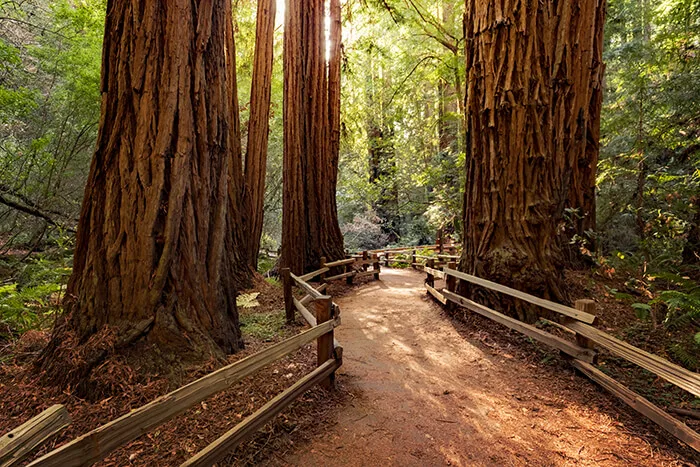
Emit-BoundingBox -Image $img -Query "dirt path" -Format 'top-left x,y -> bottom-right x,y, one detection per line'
284,268 -> 690,467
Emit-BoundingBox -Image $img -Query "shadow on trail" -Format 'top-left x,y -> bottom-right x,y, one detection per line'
283,268 -> 687,467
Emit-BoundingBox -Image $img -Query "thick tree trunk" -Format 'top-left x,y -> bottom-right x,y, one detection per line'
461,0 -> 605,322
39,0 -> 245,387
244,0 -> 277,270
562,0 -> 606,265
282,0 -> 345,274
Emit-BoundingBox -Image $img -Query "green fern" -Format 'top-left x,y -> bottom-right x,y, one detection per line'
669,342 -> 700,371
658,287 -> 700,329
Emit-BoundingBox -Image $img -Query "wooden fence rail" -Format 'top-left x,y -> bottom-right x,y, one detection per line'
414,259 -> 700,454
27,320 -> 339,467
0,405 -> 71,467
181,359 -> 342,467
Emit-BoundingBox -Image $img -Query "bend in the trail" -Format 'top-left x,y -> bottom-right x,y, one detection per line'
285,268 -> 688,466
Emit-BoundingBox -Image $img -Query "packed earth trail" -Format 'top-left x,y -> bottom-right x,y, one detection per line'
284,268 -> 691,466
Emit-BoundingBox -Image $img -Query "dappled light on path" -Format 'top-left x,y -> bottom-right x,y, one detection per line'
284,268 -> 684,466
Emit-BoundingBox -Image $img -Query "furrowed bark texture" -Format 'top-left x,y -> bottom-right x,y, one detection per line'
282,0 -> 345,274
461,0 -> 605,321
244,0 -> 277,269
563,0 -> 606,262
46,0 -> 246,366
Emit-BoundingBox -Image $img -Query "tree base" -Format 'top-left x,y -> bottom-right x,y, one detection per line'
459,245 -> 569,324
36,315 -> 242,400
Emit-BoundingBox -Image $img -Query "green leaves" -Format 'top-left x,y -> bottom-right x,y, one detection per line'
632,302 -> 652,319
236,292 -> 261,309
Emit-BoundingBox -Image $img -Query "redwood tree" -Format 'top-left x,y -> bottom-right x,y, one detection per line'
460,0 -> 606,321
562,0 -> 606,263
282,0 -> 345,274
244,0 -> 277,269
40,0 -> 247,380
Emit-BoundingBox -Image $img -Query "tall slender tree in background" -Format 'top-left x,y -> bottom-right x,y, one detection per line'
244,0 -> 277,269
460,0 -> 606,321
282,0 -> 345,274
40,0 -> 246,381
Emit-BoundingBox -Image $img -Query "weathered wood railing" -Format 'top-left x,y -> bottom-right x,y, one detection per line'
373,241 -> 461,269
281,253 -> 381,324
0,405 -> 71,467
421,262 -> 700,453
14,287 -> 343,466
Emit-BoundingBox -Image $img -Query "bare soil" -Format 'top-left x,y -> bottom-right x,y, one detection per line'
282,268 -> 698,466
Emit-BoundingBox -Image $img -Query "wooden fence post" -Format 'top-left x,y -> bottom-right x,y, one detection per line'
573,299 -> 597,353
315,296 -> 334,389
426,258 -> 435,288
437,228 -> 444,254
411,249 -> 416,269
362,251 -> 368,271
385,251 -> 390,267
373,253 -> 380,280
281,268 -> 294,324
446,261 -> 457,311
320,257 -> 327,284
345,262 -> 353,285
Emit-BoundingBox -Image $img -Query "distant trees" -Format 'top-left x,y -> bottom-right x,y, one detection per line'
0,0 -> 103,249
598,0 -> 700,269
282,0 -> 345,274
460,0 -> 606,321
40,0 -> 247,380
243,0 -> 277,270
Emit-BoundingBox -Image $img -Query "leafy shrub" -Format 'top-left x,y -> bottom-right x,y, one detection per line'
0,254 -> 71,338
341,210 -> 390,252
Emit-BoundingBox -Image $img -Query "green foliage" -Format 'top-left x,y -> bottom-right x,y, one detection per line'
0,283 -> 59,335
236,292 -> 261,308
264,276 -> 280,287
669,339 -> 700,372
336,0 -> 464,248
0,252 -> 71,338
631,302 -> 652,320
652,275 -> 700,329
257,254 -> 277,276
239,311 -> 285,341
598,0 -> 700,268
0,0 -> 105,248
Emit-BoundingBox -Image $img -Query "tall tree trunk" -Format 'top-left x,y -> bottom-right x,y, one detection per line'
39,0 -> 245,387
244,0 -> 277,270
461,0 -> 605,322
563,0 -> 606,263
559,0 -> 607,266
282,0 -> 344,274
438,1 -> 458,155
368,124 -> 400,243
322,0 -> 346,260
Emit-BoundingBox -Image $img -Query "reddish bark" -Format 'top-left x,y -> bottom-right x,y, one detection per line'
39,0 -> 247,383
461,0 -> 606,321
282,0 -> 345,274
244,0 -> 277,269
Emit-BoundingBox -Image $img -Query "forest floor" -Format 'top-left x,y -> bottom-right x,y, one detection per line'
280,268 -> 698,466
1,268 -> 698,466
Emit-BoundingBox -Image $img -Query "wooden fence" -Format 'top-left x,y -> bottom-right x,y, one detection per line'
372,242 -> 460,269
415,260 -> 700,453
280,253 -> 381,326
6,276 -> 345,467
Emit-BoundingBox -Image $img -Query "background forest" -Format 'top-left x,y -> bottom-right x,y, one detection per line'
0,0 -> 699,365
